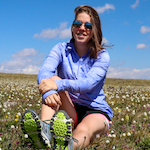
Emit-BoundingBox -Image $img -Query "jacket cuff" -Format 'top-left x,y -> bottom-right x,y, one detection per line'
42,90 -> 58,100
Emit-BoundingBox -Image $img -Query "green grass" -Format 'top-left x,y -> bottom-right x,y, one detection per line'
0,73 -> 150,150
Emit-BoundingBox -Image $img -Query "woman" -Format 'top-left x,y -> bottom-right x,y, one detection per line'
21,5 -> 113,150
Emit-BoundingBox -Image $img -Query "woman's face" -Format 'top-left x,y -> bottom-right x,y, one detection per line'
73,12 -> 93,46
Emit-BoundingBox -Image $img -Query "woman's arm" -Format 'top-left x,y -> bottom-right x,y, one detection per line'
37,43 -> 63,100
37,43 -> 62,84
55,51 -> 110,93
39,50 -> 110,94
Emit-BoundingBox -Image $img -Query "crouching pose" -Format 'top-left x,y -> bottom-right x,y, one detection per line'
21,5 -> 113,150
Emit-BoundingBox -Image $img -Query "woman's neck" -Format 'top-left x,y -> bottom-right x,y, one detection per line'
74,42 -> 89,58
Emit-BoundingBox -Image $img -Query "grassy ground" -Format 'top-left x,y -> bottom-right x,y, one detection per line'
0,73 -> 150,150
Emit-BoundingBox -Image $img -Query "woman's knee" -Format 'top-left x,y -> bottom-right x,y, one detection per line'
73,123 -> 92,148
75,123 -> 91,137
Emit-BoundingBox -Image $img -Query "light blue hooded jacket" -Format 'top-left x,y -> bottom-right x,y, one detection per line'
37,41 -> 113,120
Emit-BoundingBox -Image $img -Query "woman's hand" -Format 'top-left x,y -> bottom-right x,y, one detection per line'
44,94 -> 62,107
39,78 -> 58,94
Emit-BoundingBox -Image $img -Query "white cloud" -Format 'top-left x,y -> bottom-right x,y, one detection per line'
33,28 -> 59,39
0,48 -> 43,74
12,48 -> 37,58
23,65 -> 40,74
59,27 -> 71,39
131,0 -> 139,9
107,67 -> 150,79
59,22 -> 69,30
0,66 -> 4,71
102,37 -> 109,44
95,4 -> 115,14
123,21 -> 129,26
136,43 -> 148,49
33,22 -> 71,39
140,26 -> 150,34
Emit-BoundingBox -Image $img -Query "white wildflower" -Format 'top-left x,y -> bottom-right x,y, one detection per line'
111,101 -> 114,105
11,125 -> 15,129
112,134 -> 116,138
127,132 -> 131,136
121,118 -> 124,121
133,120 -> 136,124
116,95 -> 119,98
126,106 -> 130,112
131,98 -> 134,101
24,134 -> 28,138
108,134 -> 112,138
17,112 -> 21,116
144,112 -> 147,116
122,133 -> 126,137
111,130 -> 114,134
142,96 -> 145,101
132,110 -> 135,115
96,134 -> 100,138
3,108 -> 6,112
122,95 -> 126,99
106,139 -> 110,143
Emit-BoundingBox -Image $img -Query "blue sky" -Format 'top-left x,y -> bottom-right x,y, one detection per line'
0,0 -> 150,79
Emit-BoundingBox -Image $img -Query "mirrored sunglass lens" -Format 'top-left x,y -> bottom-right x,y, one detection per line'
85,23 -> 92,29
73,21 -> 82,27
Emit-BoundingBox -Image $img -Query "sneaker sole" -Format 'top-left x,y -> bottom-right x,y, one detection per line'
50,110 -> 72,150
20,109 -> 50,149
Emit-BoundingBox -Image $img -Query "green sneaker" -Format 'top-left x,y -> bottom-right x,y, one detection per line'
50,110 -> 73,150
20,109 -> 51,149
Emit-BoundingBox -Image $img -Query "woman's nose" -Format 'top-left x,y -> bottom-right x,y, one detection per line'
79,23 -> 85,30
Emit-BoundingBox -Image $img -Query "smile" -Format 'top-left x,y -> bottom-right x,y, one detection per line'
77,33 -> 86,36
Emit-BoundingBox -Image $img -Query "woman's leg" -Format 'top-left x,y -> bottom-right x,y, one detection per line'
73,114 -> 109,149
58,90 -> 77,124
40,76 -> 77,149
40,76 -> 77,124
40,103 -> 59,123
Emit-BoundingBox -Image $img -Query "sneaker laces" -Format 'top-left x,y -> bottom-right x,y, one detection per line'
43,119 -> 51,124
42,120 -> 51,140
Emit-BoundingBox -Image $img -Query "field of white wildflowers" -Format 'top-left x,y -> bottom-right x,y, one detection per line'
0,73 -> 150,150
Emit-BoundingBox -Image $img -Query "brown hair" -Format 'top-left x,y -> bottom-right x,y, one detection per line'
71,5 -> 104,59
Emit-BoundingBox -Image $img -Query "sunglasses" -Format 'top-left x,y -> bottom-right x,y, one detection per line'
73,20 -> 92,30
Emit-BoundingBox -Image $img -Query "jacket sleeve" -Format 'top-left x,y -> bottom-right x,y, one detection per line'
37,43 -> 62,99
55,51 -> 110,93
